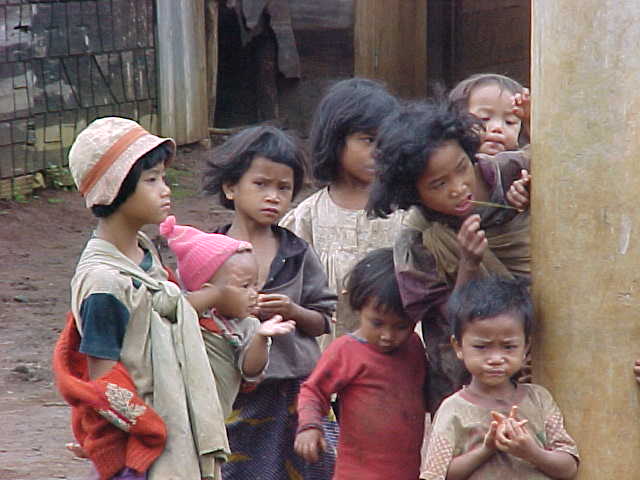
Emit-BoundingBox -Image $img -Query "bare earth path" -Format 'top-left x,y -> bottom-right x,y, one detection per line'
0,145 -> 233,480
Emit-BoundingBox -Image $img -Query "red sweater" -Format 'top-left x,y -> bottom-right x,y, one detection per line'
298,333 -> 427,480
53,313 -> 167,480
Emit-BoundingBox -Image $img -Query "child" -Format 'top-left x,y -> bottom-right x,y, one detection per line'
422,275 -> 579,479
295,248 -> 427,480
280,78 -> 403,346
159,215 -> 297,417
449,73 -> 532,209
53,117 -> 229,479
367,100 -> 531,413
202,125 -> 338,479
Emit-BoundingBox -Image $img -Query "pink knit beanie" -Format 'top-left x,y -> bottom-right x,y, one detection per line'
159,216 -> 253,292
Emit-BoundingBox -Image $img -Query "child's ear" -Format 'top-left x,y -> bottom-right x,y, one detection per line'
222,182 -> 235,201
451,335 -> 463,360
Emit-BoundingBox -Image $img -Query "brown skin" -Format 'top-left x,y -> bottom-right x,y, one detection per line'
294,428 -> 327,463
223,157 -> 327,337
329,131 -> 377,210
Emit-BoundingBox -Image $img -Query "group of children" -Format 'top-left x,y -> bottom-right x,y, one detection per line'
53,72 -> 582,480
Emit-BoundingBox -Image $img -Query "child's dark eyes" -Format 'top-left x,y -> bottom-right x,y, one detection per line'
472,344 -> 486,350
279,184 -> 292,191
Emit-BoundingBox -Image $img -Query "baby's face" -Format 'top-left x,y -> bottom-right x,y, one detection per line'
209,252 -> 259,319
468,83 -> 521,155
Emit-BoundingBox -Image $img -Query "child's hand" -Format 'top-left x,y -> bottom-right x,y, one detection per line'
495,417 -> 536,460
256,314 -> 296,337
634,359 -> 640,384
506,169 -> 531,211
257,293 -> 295,319
512,88 -> 531,128
294,428 -> 326,463
457,214 -> 487,266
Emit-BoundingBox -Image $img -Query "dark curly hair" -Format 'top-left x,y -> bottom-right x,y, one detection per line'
309,77 -> 398,184
202,125 -> 308,210
447,274 -> 534,343
366,99 -> 481,219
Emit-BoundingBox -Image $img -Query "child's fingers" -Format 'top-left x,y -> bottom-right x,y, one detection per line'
491,410 -> 507,423
509,405 -> 519,420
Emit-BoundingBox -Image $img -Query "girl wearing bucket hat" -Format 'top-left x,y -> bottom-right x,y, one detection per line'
53,117 -> 230,480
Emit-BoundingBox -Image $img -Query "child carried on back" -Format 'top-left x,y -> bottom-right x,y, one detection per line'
159,215 -> 296,417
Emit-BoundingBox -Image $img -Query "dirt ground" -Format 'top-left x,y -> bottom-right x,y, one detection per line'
0,144 -> 238,480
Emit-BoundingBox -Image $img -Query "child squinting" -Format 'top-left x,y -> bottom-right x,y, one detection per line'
422,275 -> 578,479
295,248 -> 427,480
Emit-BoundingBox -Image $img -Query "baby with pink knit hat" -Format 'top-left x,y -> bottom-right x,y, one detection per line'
159,215 -> 296,417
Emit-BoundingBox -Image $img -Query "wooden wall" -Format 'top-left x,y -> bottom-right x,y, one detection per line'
354,0 -> 428,99
452,0 -> 530,87
0,0 -> 158,182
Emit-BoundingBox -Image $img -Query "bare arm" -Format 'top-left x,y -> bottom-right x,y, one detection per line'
496,418 -> 577,479
447,444 -> 495,480
446,418 -> 500,480
455,214 -> 486,289
185,284 -> 220,314
241,315 -> 296,377
257,294 -> 327,337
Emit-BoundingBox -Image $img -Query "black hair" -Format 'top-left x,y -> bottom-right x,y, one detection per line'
449,73 -> 525,113
447,275 -> 534,343
310,77 -> 398,184
367,99 -> 481,218
91,142 -> 174,218
345,247 -> 406,318
202,125 -> 308,210
449,73 -> 528,146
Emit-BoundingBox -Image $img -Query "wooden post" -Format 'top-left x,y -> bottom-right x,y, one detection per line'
156,0 -> 208,144
205,0 -> 219,128
354,0 -> 427,98
531,1 -> 640,477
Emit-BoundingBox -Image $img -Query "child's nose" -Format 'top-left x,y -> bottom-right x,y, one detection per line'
487,119 -> 504,133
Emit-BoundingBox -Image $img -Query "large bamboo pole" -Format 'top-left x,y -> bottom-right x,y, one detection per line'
156,0 -> 208,144
531,1 -> 640,477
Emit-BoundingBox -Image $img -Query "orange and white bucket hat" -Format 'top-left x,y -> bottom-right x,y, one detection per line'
68,117 -> 176,208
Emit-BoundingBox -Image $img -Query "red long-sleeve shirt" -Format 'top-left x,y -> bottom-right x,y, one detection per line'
298,333 -> 427,480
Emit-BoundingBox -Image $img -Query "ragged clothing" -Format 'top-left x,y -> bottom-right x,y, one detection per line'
67,232 -> 229,479
199,311 -> 268,418
298,333 -> 428,480
422,384 -> 579,480
280,187 -> 405,348
395,152 -> 531,412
